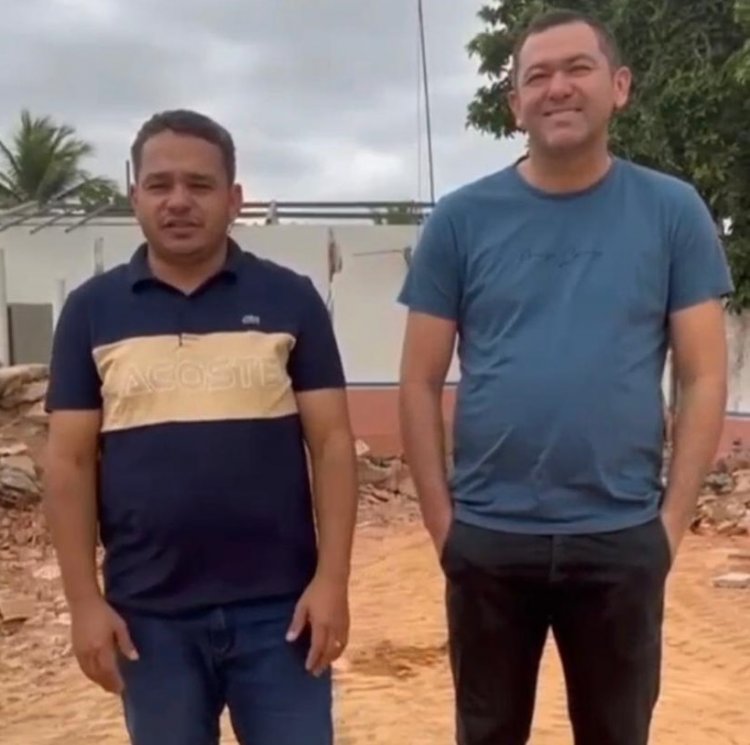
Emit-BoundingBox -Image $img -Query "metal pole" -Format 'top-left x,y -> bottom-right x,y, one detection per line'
93,237 -> 104,275
418,0 -> 436,204
0,249 -> 10,365
53,278 -> 67,329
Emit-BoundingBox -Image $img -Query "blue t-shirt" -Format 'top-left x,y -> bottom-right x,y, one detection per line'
398,158 -> 733,534
46,240 -> 346,614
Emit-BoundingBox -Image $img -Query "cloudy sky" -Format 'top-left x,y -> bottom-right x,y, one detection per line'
0,0 -> 526,202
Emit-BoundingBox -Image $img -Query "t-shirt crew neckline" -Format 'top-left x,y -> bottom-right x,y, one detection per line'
509,155 -> 621,201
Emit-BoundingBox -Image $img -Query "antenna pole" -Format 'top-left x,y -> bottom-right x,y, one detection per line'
418,0 -> 436,204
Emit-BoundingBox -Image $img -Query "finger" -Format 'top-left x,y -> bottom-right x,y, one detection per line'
78,651 -> 103,686
81,645 -> 122,695
318,632 -> 346,674
96,644 -> 125,694
286,600 -> 308,642
306,622 -> 329,675
113,617 -> 139,661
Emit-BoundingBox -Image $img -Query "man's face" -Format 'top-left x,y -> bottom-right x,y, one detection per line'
509,22 -> 631,155
131,130 -> 242,262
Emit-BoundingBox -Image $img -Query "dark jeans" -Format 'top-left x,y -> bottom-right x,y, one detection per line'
117,596 -> 332,745
441,516 -> 672,745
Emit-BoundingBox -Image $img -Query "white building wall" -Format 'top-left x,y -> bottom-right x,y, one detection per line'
0,220 -> 744,409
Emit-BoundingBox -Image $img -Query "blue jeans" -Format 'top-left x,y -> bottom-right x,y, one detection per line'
117,596 -> 332,745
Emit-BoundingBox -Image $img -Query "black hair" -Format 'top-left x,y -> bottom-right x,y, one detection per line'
131,109 -> 236,183
512,8 -> 622,81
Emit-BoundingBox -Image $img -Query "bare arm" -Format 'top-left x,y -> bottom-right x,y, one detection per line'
287,387 -> 358,675
662,298 -> 728,554
398,311 -> 457,550
297,388 -> 359,583
42,410 -> 103,604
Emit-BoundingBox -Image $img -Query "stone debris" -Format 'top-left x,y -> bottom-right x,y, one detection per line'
712,572 -> 750,589
0,595 -> 36,625
0,364 -> 48,414
33,564 -> 61,582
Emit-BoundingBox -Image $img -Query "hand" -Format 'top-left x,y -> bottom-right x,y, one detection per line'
428,510 -> 453,557
660,511 -> 685,565
286,574 -> 349,677
69,596 -> 138,694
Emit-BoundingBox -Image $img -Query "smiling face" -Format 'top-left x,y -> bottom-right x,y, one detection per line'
131,130 -> 242,265
509,21 -> 631,157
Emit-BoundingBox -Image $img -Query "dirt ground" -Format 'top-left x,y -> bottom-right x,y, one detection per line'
1,521 -> 749,745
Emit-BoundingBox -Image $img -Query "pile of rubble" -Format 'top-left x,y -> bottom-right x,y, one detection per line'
694,448 -> 750,537
0,365 -> 47,510
355,440 -> 420,526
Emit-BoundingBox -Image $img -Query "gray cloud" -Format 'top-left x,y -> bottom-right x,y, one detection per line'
0,0 -> 524,201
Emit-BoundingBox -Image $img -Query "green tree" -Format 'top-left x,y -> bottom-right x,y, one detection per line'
371,202 -> 424,225
466,0 -> 750,311
0,109 -> 121,208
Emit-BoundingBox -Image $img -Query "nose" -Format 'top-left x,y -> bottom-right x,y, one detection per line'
165,183 -> 192,211
547,70 -> 574,100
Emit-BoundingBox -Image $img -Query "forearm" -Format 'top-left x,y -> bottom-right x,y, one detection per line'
309,429 -> 358,582
663,374 -> 727,532
399,382 -> 452,534
42,457 -> 101,604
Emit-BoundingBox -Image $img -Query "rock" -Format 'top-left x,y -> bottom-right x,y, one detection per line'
354,439 -> 371,458
25,400 -> 48,423
733,469 -> 750,493
8,380 -> 48,406
712,572 -> 750,589
0,595 -> 36,623
704,472 -> 734,494
397,474 -> 418,499
33,564 -> 61,581
0,442 -> 28,457
358,458 -> 397,486
0,364 -> 48,395
0,461 -> 41,500
1,454 -> 37,478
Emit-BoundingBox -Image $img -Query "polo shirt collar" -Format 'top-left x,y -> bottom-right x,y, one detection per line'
128,237 -> 244,289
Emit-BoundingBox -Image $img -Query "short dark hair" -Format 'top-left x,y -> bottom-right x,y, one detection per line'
512,9 -> 622,81
130,109 -> 236,183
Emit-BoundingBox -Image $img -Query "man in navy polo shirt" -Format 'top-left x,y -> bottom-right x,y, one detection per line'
43,109 -> 359,745
398,10 -> 732,745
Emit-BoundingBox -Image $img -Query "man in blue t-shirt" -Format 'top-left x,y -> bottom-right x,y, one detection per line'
43,109 -> 359,745
398,10 -> 732,745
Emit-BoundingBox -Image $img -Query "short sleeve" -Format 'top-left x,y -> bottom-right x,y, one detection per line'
288,277 -> 346,391
397,197 -> 463,320
668,186 -> 734,313
45,287 -> 102,411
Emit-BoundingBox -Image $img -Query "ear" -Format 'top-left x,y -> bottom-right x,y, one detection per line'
612,66 -> 633,111
229,183 -> 244,222
129,183 -> 138,211
508,87 -> 524,130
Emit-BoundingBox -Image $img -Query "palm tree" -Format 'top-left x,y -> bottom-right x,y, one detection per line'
0,109 -> 120,208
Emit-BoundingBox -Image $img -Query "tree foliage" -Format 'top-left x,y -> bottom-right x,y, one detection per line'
0,109 -> 121,209
371,202 -> 424,225
466,0 -> 750,311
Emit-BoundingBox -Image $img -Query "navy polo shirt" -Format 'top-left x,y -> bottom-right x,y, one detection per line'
45,239 -> 346,615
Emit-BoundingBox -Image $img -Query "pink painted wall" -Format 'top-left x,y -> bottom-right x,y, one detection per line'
347,385 -> 750,464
